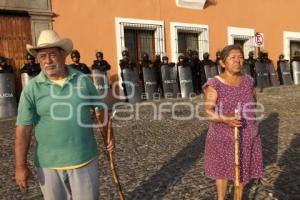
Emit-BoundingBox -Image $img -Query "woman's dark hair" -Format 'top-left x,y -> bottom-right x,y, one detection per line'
220,45 -> 244,63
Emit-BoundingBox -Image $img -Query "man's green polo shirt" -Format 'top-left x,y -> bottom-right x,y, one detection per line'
16,67 -> 104,168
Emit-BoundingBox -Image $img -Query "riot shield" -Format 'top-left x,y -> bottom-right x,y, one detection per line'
279,61 -> 293,85
267,63 -> 279,86
204,65 -> 212,79
92,69 -> 109,97
211,65 -> 218,77
0,73 -> 17,119
92,69 -> 116,108
204,64 -> 218,80
255,62 -> 270,89
122,68 -> 142,103
142,67 -> 159,100
217,65 -> 223,74
242,63 -> 251,75
178,65 -> 194,98
161,64 -> 179,98
21,73 -> 31,88
291,61 -> 300,85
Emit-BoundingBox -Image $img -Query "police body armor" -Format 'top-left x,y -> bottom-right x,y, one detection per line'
70,63 -> 91,74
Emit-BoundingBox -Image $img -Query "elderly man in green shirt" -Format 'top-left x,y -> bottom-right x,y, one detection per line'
15,30 -> 113,200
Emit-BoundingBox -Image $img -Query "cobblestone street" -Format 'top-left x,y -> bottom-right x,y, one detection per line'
1,85 -> 300,200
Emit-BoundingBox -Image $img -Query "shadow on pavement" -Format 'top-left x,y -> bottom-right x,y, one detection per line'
243,112 -> 280,199
127,130 -> 207,200
259,112 -> 280,167
274,133 -> 300,200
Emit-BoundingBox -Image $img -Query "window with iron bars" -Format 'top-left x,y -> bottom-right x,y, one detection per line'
231,35 -> 255,58
175,26 -> 208,60
124,28 -> 155,64
120,22 -> 164,65
290,40 -> 300,59
178,32 -> 199,55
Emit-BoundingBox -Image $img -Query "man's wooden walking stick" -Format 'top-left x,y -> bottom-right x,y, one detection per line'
234,109 -> 241,200
95,108 -> 125,200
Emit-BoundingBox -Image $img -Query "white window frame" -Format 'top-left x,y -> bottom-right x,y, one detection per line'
283,31 -> 300,60
115,17 -> 165,88
227,26 -> 255,59
170,22 -> 209,62
176,0 -> 207,10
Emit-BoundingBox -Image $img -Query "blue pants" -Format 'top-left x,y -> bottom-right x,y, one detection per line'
36,159 -> 99,200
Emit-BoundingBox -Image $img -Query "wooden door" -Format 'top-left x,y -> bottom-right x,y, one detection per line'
0,13 -> 32,98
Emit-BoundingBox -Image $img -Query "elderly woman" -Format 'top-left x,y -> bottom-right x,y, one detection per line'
203,45 -> 263,200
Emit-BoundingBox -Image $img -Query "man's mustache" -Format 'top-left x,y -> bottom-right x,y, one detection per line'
45,64 -> 58,68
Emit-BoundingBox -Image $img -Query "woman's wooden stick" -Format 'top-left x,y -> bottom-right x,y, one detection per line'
95,108 -> 125,200
234,109 -> 241,200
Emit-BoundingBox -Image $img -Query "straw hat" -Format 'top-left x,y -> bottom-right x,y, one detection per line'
26,30 -> 73,56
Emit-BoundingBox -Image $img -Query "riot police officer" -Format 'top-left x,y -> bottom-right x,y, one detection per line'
291,51 -> 300,80
185,48 -> 193,63
256,51 -> 271,91
140,52 -> 151,68
292,51 -> 300,61
69,50 -> 91,74
161,55 -> 176,67
191,50 -> 201,94
152,54 -> 163,94
139,52 -> 152,92
247,51 -> 256,78
162,55 -> 169,65
20,53 -> 41,77
215,50 -> 221,65
177,54 -> 187,67
201,52 -> 214,86
176,54 -> 190,93
176,54 -> 187,81
277,54 -> 287,85
119,49 -> 135,71
0,56 -> 13,73
202,52 -> 214,66
161,56 -> 175,70
161,56 -> 178,97
119,49 -> 136,102
20,53 -> 41,88
263,51 -> 272,64
90,51 -> 111,96
91,51 -> 111,73
215,50 -> 223,74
